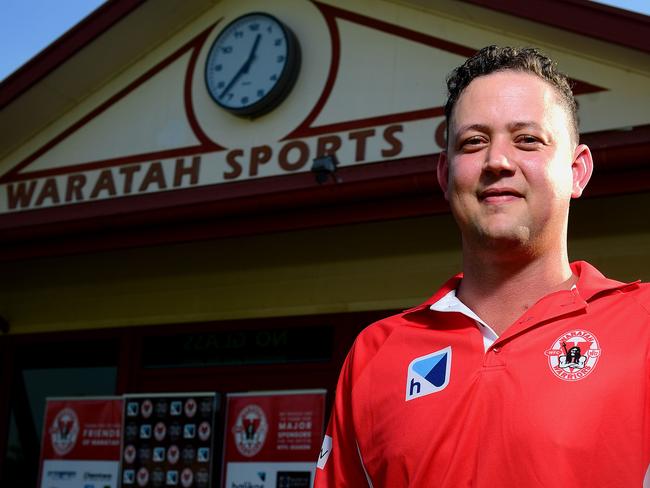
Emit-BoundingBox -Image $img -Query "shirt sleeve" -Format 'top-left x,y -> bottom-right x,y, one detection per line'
314,343 -> 372,487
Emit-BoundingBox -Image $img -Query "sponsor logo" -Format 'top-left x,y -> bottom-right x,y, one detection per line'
200,399 -> 213,416
140,424 -> 152,439
152,468 -> 165,488
142,400 -> 153,419
181,468 -> 194,488
233,404 -> 268,457
50,408 -> 80,456
125,422 -> 139,440
83,472 -> 112,481
167,445 -> 180,464
170,401 -> 182,416
195,468 -> 209,488
155,400 -> 169,417
127,402 -> 139,417
405,346 -> 452,401
545,329 -> 601,381
198,421 -> 211,441
137,467 -> 149,487
154,422 -> 167,441
168,422 -> 182,441
124,444 -> 136,464
277,471 -> 311,488
138,446 -> 152,463
181,445 -> 196,462
183,423 -> 196,439
317,435 -> 332,470
197,447 -> 210,463
153,447 -> 165,462
123,469 -> 135,485
166,470 -> 178,486
47,470 -> 76,480
184,398 -> 197,418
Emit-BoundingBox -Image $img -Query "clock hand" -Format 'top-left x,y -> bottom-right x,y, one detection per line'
242,33 -> 262,74
219,33 -> 262,100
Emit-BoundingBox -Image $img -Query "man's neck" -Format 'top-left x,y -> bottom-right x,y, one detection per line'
457,249 -> 575,336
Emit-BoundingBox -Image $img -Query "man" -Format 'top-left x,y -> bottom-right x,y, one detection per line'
314,46 -> 650,487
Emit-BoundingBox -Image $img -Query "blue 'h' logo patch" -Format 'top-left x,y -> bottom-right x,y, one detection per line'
405,346 -> 452,401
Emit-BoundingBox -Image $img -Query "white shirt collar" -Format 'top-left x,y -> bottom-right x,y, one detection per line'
430,289 -> 499,352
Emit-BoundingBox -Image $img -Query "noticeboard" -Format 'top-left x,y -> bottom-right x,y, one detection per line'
120,393 -> 218,488
38,397 -> 123,488
222,390 -> 326,488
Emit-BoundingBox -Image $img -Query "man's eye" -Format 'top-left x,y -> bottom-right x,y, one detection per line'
517,135 -> 539,144
462,137 -> 484,146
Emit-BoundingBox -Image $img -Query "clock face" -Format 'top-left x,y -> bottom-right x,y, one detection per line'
204,13 -> 301,117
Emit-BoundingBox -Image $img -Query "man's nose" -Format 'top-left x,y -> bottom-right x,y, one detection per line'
483,142 -> 515,175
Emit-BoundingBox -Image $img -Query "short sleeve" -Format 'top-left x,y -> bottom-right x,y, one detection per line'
314,343 -> 372,487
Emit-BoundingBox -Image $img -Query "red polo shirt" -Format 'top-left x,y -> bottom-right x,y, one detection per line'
315,262 -> 650,487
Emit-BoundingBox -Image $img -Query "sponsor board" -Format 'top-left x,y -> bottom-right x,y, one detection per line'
38,397 -> 122,488
222,390 -> 325,488
120,393 -> 217,488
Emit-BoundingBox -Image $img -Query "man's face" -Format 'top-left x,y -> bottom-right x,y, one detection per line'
438,70 -> 591,254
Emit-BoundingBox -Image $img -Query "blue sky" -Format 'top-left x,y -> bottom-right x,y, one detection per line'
0,0 -> 648,82
0,0 -> 106,81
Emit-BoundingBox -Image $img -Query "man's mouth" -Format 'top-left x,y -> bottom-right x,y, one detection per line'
478,187 -> 523,203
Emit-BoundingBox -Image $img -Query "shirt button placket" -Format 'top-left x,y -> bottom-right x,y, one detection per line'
484,345 -> 506,367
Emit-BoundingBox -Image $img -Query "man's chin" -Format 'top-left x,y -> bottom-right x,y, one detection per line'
473,226 -> 532,251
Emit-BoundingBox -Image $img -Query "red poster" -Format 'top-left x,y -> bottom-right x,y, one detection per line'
222,389 -> 326,488
38,397 -> 123,488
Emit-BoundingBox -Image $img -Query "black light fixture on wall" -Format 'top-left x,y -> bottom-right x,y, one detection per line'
311,154 -> 340,184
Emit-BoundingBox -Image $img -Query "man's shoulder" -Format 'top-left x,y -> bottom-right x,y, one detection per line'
351,301 -> 441,356
574,261 -> 650,310
352,275 -> 461,358
354,309 -> 413,349
621,280 -> 650,313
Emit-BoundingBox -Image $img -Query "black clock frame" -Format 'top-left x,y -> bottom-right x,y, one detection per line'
204,12 -> 302,118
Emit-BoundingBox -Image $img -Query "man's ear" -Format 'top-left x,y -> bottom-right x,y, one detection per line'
571,144 -> 594,198
437,151 -> 450,200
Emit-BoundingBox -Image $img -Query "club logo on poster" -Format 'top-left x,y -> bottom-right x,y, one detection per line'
38,398 -> 123,488
233,404 -> 268,457
50,407 -> 80,456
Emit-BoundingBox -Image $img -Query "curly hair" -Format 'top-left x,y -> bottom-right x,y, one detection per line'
444,45 -> 578,143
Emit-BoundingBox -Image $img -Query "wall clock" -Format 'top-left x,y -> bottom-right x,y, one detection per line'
204,13 -> 301,117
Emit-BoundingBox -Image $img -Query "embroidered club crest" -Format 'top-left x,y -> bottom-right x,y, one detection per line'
544,329 -> 601,381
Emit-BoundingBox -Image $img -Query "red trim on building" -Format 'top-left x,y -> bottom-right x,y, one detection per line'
460,0 -> 650,54
0,25 -> 225,184
317,2 -> 477,57
0,0 -> 146,109
284,1 -> 342,140
287,2 -> 474,139
183,22 -> 224,149
295,108 -> 446,138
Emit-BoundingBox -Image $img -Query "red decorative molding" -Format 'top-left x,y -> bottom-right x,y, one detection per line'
0,24 -> 225,184
0,0 -> 147,109
459,0 -> 650,55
